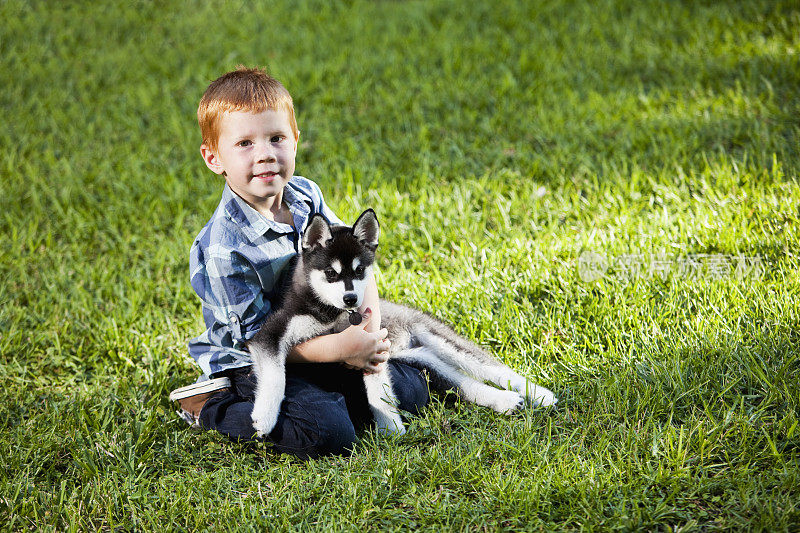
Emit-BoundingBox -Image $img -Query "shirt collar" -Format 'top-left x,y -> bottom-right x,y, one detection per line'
220,181 -> 311,242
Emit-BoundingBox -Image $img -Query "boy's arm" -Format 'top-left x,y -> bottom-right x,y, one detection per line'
360,272 -> 381,333
286,308 -> 390,373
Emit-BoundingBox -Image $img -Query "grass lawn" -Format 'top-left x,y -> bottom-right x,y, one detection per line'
2,0 -> 799,530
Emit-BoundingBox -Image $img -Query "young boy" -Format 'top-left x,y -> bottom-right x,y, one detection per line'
170,67 -> 429,459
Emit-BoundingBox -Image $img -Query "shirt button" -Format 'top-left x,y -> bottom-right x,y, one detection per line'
229,313 -> 239,324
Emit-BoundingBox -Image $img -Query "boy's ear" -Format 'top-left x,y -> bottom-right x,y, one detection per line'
352,209 -> 379,248
200,144 -> 225,175
302,214 -> 332,250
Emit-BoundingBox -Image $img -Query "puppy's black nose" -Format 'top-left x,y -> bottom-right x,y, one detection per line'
343,293 -> 358,307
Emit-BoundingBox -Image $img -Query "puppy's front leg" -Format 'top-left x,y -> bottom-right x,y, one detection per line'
363,366 -> 405,435
250,348 -> 286,438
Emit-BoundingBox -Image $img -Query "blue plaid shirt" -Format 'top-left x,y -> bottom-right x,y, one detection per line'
188,176 -> 343,379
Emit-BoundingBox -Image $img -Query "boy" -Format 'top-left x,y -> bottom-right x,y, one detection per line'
170,67 -> 428,459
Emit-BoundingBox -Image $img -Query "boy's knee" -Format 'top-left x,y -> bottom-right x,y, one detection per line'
389,362 -> 430,416
311,415 -> 358,457
404,372 -> 430,416
276,392 -> 358,459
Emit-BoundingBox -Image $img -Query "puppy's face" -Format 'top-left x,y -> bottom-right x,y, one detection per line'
302,210 -> 379,310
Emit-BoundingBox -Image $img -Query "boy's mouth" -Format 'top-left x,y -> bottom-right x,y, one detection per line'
253,171 -> 279,182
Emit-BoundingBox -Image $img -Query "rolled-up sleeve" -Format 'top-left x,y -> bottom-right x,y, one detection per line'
188,243 -> 272,377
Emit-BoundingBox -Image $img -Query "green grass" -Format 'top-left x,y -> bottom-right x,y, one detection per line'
1,0 -> 799,530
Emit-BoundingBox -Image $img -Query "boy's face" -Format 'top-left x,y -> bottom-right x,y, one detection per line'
201,109 -> 298,210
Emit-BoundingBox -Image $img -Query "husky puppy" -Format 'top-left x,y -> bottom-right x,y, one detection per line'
248,209 -> 557,437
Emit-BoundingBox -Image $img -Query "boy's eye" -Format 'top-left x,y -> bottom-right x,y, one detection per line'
237,140 -> 253,147
270,135 -> 284,143
324,268 -> 337,281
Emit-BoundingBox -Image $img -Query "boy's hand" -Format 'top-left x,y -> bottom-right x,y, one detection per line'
338,309 -> 391,374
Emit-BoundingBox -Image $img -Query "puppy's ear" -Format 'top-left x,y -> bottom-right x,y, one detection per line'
352,209 -> 379,248
302,214 -> 332,250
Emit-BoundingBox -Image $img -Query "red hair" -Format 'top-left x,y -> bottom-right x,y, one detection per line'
198,66 -> 297,152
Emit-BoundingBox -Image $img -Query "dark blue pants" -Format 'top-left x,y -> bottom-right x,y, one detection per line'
199,361 -> 429,459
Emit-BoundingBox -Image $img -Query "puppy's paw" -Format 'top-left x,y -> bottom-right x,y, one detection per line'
251,405 -> 279,438
489,389 -> 526,414
372,410 -> 406,436
376,422 -> 407,436
523,384 -> 558,408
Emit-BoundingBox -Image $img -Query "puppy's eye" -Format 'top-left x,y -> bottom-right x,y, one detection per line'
324,268 -> 337,281
354,265 -> 365,277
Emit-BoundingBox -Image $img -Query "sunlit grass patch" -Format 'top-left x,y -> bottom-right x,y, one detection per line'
1,0 -> 799,530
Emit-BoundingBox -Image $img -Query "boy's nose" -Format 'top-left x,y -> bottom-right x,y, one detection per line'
257,144 -> 276,163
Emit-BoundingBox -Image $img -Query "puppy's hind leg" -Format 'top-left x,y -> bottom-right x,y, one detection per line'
363,368 -> 406,435
465,362 -> 557,407
414,329 -> 557,408
397,347 -> 525,414
507,373 -> 557,407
